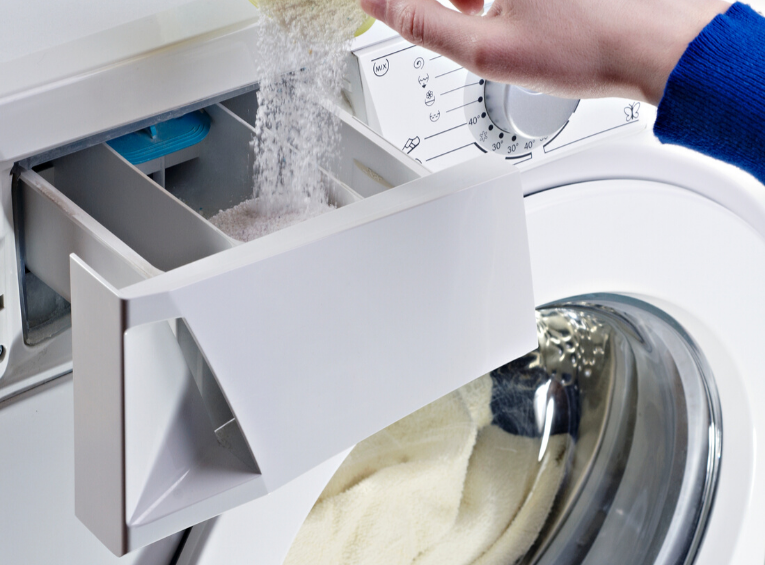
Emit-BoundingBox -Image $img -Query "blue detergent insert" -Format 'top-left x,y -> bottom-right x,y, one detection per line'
107,110 -> 211,165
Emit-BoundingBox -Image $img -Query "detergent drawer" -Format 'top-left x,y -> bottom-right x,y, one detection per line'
16,100 -> 537,556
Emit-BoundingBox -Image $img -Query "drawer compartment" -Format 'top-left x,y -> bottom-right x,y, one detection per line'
16,100 -> 536,556
21,103 -> 417,299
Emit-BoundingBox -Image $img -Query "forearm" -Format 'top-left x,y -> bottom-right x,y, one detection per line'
654,2 -> 765,184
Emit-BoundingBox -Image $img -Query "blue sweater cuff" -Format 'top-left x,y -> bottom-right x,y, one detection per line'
654,2 -> 765,183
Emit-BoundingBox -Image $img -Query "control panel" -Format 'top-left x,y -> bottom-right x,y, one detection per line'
347,35 -> 646,172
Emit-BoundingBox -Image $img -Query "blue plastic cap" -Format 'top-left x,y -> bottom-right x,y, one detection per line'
108,110 -> 211,165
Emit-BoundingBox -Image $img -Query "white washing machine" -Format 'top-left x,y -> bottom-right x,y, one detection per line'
1,2 -> 764,565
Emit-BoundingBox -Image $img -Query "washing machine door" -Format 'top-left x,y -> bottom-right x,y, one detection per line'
175,168 -> 765,565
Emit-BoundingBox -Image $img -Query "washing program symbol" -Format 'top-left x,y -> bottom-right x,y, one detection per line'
418,74 -> 429,88
403,136 -> 421,154
373,59 -> 390,77
624,102 -> 640,122
429,111 -> 441,122
425,90 -> 436,106
414,57 -> 425,69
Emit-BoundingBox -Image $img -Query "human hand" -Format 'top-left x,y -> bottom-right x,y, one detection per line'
358,0 -> 728,105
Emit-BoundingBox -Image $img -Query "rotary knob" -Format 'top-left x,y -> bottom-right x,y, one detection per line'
465,74 -> 579,158
484,82 -> 579,139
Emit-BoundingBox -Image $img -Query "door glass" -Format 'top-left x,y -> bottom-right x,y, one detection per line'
284,295 -> 721,565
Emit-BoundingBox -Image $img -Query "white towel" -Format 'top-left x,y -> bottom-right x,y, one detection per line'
283,375 -> 567,565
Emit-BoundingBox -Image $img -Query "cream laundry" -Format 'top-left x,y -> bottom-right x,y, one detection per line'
284,375 -> 568,565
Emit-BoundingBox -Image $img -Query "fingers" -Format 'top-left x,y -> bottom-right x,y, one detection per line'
448,0 -> 485,16
359,0 -> 496,70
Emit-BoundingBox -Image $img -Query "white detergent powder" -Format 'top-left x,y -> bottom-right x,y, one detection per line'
210,198 -> 335,242
210,0 -> 367,241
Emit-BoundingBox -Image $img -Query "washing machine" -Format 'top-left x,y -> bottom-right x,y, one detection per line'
1,1 -> 764,565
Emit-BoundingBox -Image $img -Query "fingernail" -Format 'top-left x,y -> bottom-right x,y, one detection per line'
466,2 -> 484,15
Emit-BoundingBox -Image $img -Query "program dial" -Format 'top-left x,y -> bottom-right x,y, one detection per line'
465,73 -> 579,158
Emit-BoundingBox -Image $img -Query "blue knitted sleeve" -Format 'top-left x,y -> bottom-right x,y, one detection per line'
654,2 -> 765,183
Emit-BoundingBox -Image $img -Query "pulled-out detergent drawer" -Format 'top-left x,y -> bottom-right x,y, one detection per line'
16,98 -> 536,556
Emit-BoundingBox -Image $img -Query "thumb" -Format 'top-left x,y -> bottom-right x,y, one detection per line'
359,0 -> 492,69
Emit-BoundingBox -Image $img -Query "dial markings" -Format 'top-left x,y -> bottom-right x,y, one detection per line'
426,142 -> 476,161
543,121 -> 632,153
424,123 -> 468,140
464,71 -> 559,155
447,99 -> 480,113
441,82 -> 480,96
435,67 -> 464,79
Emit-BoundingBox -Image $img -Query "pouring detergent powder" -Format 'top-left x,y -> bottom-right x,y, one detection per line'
209,0 -> 372,241
212,2 -> 571,562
